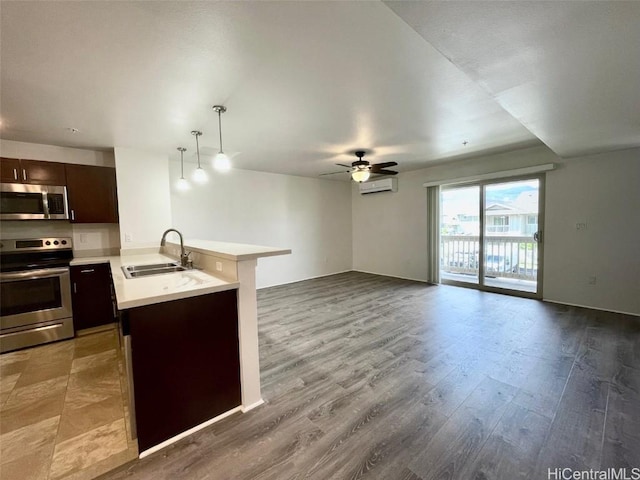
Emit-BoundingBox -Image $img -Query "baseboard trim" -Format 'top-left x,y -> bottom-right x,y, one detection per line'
138,406 -> 242,459
257,270 -> 637,317
542,298 -> 639,318
257,270 -> 353,290
241,399 -> 265,413
352,269 -> 432,284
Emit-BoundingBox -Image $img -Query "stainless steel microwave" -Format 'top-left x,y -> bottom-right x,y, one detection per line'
0,183 -> 69,220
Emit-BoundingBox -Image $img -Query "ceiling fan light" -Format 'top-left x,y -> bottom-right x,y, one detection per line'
213,152 -> 231,172
351,169 -> 370,183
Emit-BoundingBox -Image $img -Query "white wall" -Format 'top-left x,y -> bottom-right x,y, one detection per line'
169,163 -> 352,288
352,145 -> 640,315
0,140 -> 120,255
352,174 -> 429,282
543,149 -> 640,314
114,148 -> 172,249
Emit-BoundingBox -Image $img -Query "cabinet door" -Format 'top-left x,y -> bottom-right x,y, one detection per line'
0,158 -> 66,185
66,164 -> 119,223
70,264 -> 115,331
0,157 -> 21,183
128,289 -> 241,452
20,159 -> 66,185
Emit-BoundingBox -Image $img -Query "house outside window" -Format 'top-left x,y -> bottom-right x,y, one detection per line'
488,216 -> 509,233
525,215 -> 538,235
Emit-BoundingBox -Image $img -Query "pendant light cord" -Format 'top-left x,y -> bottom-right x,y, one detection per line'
218,109 -> 224,154
180,148 -> 185,178
195,133 -> 202,168
190,131 -> 203,170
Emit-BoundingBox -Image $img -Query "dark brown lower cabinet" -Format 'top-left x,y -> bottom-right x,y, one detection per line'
124,289 -> 240,452
70,263 -> 115,331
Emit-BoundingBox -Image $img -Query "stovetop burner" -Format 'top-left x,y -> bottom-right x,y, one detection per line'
0,237 -> 73,272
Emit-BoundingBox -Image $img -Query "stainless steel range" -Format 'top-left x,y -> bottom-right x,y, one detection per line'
0,237 -> 74,353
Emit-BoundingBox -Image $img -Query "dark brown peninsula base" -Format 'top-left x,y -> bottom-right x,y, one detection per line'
121,288 -> 241,452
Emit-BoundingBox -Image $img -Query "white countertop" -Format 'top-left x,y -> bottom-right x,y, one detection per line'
72,253 -> 238,310
177,239 -> 291,261
70,239 -> 290,310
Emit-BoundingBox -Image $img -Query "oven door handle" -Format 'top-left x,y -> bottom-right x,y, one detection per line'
0,267 -> 70,281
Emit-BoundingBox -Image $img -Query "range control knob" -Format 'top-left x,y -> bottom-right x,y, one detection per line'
53,240 -> 59,245
61,240 -> 67,245
45,241 -> 51,246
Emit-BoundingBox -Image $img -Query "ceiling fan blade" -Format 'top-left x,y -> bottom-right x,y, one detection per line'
320,170 -> 350,176
371,169 -> 398,176
335,163 -> 353,168
372,161 -> 398,169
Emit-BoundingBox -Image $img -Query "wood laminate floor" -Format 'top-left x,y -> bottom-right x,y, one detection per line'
100,272 -> 640,480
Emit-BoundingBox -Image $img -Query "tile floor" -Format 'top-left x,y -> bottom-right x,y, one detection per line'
0,328 -> 138,480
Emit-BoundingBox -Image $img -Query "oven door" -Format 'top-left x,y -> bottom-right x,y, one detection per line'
0,267 -> 73,330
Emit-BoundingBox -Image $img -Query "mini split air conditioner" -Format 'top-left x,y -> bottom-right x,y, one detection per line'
358,177 -> 398,195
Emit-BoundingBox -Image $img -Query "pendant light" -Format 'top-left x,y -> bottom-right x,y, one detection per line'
191,130 -> 208,183
176,147 -> 190,191
212,105 -> 231,172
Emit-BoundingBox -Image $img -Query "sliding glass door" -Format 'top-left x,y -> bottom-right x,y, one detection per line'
440,176 -> 544,297
440,186 -> 480,285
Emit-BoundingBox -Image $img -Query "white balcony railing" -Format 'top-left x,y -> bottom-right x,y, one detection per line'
441,235 -> 538,280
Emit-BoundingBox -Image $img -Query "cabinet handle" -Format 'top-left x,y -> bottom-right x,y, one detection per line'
13,168 -> 18,181
22,169 -> 27,181
80,269 -> 95,273
71,210 -> 75,221
73,282 -> 77,294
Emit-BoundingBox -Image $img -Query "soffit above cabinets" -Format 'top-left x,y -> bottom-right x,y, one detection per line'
1,1 -> 638,180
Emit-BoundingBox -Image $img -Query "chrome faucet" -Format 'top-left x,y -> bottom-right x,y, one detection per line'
160,228 -> 190,268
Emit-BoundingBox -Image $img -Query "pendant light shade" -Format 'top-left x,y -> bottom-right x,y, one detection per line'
213,153 -> 231,172
176,147 -> 190,191
212,105 -> 231,172
191,130 -> 208,183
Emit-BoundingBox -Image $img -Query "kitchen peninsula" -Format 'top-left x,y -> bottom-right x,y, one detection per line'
72,238 -> 290,456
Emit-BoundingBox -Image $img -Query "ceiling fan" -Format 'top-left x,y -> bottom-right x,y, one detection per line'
321,150 -> 398,182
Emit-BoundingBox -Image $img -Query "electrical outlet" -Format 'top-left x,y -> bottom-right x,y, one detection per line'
588,275 -> 597,285
576,222 -> 588,230
124,233 -> 132,243
79,233 -> 88,244
216,261 -> 223,272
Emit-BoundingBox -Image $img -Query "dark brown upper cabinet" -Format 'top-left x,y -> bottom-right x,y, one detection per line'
65,164 -> 119,223
0,158 -> 20,183
0,157 -> 66,185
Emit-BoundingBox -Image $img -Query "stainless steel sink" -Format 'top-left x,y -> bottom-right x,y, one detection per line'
124,263 -> 179,272
121,262 -> 187,279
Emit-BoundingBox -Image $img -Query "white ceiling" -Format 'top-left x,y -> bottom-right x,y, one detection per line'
385,1 -> 640,158
1,1 -> 638,179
